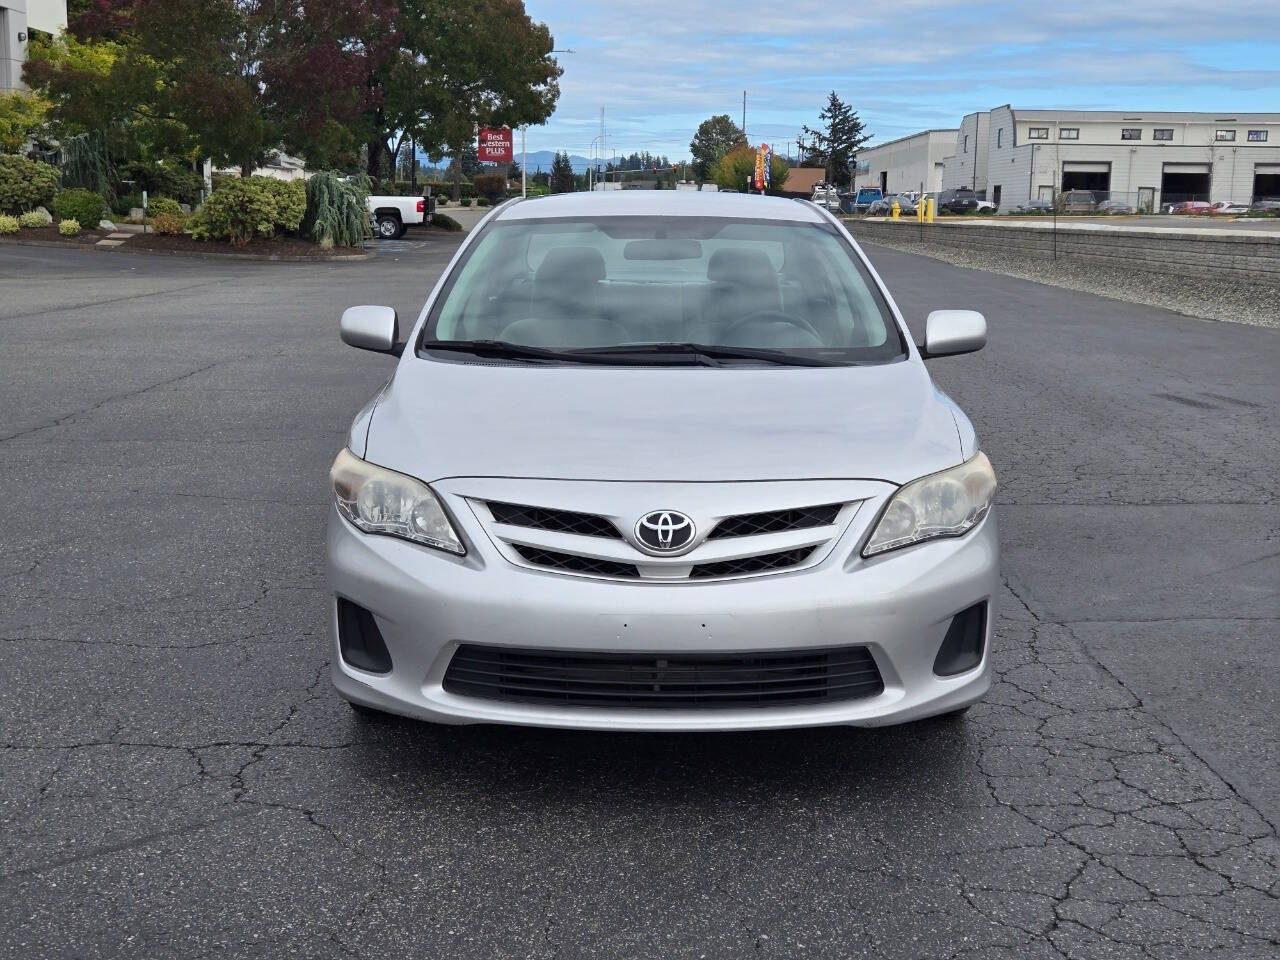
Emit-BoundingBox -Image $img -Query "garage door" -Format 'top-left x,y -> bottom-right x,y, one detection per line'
1061,162 -> 1111,192
1161,163 -> 1211,205
1256,164 -> 1280,201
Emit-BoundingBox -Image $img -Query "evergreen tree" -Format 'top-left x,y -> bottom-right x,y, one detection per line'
550,150 -> 575,193
802,91 -> 870,188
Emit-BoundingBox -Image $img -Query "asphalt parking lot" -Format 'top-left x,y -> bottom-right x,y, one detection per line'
1,237 -> 1277,959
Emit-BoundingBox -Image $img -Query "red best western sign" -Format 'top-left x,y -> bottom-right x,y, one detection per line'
477,127 -> 514,164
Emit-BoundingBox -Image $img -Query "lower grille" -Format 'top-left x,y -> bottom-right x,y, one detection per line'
513,545 -> 640,579
443,644 -> 884,709
689,547 -> 814,579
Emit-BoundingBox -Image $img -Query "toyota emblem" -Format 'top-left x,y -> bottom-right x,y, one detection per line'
634,510 -> 696,554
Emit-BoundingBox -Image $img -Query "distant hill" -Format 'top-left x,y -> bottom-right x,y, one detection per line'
420,149 -> 594,175
518,151 -> 592,174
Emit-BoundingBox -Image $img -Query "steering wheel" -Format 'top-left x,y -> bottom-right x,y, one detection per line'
719,310 -> 823,346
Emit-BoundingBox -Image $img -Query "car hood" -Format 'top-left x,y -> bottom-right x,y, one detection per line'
362,358 -> 963,485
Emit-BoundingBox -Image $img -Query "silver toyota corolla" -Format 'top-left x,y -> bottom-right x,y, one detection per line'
328,191 -> 997,731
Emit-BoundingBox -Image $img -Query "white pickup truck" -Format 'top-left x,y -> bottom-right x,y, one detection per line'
367,194 -> 435,240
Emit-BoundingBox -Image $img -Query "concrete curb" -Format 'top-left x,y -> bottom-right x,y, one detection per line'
0,235 -> 374,262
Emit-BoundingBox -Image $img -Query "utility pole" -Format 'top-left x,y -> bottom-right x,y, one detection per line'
742,91 -> 747,141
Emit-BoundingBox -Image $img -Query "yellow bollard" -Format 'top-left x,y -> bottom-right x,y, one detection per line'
891,200 -> 900,220
926,197 -> 936,223
917,198 -> 925,223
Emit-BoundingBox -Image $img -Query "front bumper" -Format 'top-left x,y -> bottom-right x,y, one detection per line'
326,500 -> 999,731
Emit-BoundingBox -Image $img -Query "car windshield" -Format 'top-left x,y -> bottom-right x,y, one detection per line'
420,215 -> 905,365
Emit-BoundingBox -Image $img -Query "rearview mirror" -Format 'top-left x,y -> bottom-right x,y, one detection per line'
923,310 -> 986,358
341,305 -> 400,354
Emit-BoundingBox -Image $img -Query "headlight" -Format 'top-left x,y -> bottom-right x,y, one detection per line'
329,448 -> 464,555
863,452 -> 996,557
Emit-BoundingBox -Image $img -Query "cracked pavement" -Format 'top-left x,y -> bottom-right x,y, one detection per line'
1,239 -> 1277,958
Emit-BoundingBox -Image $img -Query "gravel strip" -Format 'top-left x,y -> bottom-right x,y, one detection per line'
856,233 -> 1280,328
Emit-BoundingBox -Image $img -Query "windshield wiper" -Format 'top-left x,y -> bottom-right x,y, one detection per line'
572,342 -> 838,367
421,339 -> 719,365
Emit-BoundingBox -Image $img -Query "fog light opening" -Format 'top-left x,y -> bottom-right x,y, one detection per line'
933,602 -> 987,677
337,598 -> 393,674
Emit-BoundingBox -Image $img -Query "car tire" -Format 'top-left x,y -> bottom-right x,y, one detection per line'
374,214 -> 402,240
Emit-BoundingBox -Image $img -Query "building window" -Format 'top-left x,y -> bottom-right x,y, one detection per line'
1215,129 -> 1236,141
1059,128 -> 1079,140
997,128 -> 1003,148
1153,128 -> 1173,141
1027,127 -> 1049,140
963,135 -> 968,153
1248,130 -> 1268,142
1121,128 -> 1142,141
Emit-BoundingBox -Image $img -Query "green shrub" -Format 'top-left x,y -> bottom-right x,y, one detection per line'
188,175 -> 305,244
0,154 -> 59,215
0,214 -> 18,234
115,191 -> 143,216
147,195 -> 182,217
58,218 -> 81,236
53,188 -> 105,227
435,197 -> 448,206
19,211 -> 47,228
460,197 -> 473,207
122,162 -> 205,205
476,197 -> 490,207
430,212 -> 462,232
302,171 -> 370,249
151,211 -> 185,235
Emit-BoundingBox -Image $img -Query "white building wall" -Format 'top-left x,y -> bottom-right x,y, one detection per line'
854,129 -> 956,194
941,112 -> 991,193
956,107 -> 1280,211
1,0 -> 66,91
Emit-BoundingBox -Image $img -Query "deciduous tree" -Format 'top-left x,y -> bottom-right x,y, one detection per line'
689,115 -> 745,182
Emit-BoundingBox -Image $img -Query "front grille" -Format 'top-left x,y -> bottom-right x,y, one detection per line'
443,644 -> 884,709
689,547 -> 815,579
487,501 -> 620,540
708,503 -> 843,540
513,545 -> 640,579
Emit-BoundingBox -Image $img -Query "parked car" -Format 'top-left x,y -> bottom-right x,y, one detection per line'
937,188 -> 980,214
1096,199 -> 1136,215
368,193 -> 433,239
1210,201 -> 1250,215
1165,200 -> 1213,215
1013,199 -> 1053,213
1060,190 -> 1097,213
330,191 -> 998,731
867,194 -> 916,216
810,185 -> 841,211
1249,198 -> 1280,213
850,187 -> 883,213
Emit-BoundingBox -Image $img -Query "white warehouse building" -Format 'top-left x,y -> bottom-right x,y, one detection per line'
853,129 -> 957,196
1,0 -> 67,91
941,106 -> 1280,212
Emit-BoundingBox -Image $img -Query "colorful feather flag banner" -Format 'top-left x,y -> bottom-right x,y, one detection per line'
754,144 -> 772,191
762,144 -> 772,189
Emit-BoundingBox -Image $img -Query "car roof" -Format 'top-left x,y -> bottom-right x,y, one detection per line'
494,190 -> 827,224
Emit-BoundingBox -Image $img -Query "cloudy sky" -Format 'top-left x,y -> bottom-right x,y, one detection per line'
522,0 -> 1280,159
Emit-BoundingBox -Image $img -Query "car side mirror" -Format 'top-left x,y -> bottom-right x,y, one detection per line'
922,310 -> 986,358
340,305 -> 401,355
